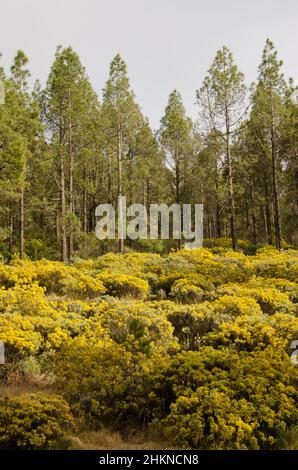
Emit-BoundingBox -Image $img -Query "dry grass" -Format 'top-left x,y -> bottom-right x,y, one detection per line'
279,427 -> 298,450
0,373 -> 55,397
68,429 -> 177,450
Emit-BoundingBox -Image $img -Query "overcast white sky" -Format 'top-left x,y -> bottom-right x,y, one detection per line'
0,0 -> 298,129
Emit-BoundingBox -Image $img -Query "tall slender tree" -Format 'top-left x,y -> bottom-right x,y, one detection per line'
249,39 -> 286,250
9,51 -> 42,258
102,54 -> 141,252
197,46 -> 247,250
45,46 -> 98,260
159,90 -> 193,206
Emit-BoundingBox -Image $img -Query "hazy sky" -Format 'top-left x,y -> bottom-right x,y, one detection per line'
1,0 -> 298,129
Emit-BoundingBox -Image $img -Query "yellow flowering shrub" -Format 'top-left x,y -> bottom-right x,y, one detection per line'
96,272 -> 149,299
252,278 -> 298,303
144,299 -> 259,350
0,262 -> 35,287
91,299 -> 179,355
0,260 -> 106,299
162,302 -> 214,350
206,313 -> 298,351
211,295 -> 262,319
174,249 -> 254,284
54,334 -> 168,423
75,252 -> 160,278
0,314 -> 42,357
32,260 -> 106,298
252,248 -> 298,281
160,295 -> 261,349
170,278 -> 204,303
0,246 -> 297,449
0,284 -> 53,317
216,284 -> 296,315
203,237 -> 250,251
0,393 -> 73,449
161,347 -> 298,449
0,290 -> 91,371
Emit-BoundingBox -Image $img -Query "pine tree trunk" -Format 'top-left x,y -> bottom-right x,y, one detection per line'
264,179 -> 273,245
83,180 -> 88,233
56,210 -> 60,241
117,121 -> 124,253
245,202 -> 249,232
89,206 -> 93,233
175,162 -> 182,249
9,202 -> 13,255
226,136 -> 237,250
215,169 -> 221,238
128,151 -> 133,206
207,211 -> 212,238
250,184 -> 257,245
295,169 -> 298,233
68,118 -> 74,258
271,129 -> 282,250
19,187 -> 24,259
60,155 -> 67,262
107,152 -> 112,204
146,177 -> 150,211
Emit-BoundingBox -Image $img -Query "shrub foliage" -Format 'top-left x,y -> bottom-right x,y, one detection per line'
0,246 -> 297,449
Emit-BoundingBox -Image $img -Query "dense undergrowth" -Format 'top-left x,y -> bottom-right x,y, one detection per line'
0,244 -> 297,449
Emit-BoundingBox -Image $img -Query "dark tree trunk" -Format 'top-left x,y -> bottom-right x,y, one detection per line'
250,185 -> 257,245
9,201 -> 14,255
226,137 -> 237,250
117,121 -> 124,253
19,187 -> 24,259
60,153 -> 67,262
215,174 -> 222,239
68,117 -> 74,258
83,164 -> 88,233
271,129 -> 282,250
264,179 -> 273,245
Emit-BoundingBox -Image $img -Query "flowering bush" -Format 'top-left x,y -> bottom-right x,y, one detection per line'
0,260 -> 106,299
0,393 -> 73,449
252,249 -> 298,281
161,347 -> 298,449
170,278 -> 204,304
33,260 -> 106,298
96,272 -> 149,299
216,284 -> 296,315
206,313 -> 298,351
0,246 -> 297,449
53,334 -> 168,424
93,299 -> 179,355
